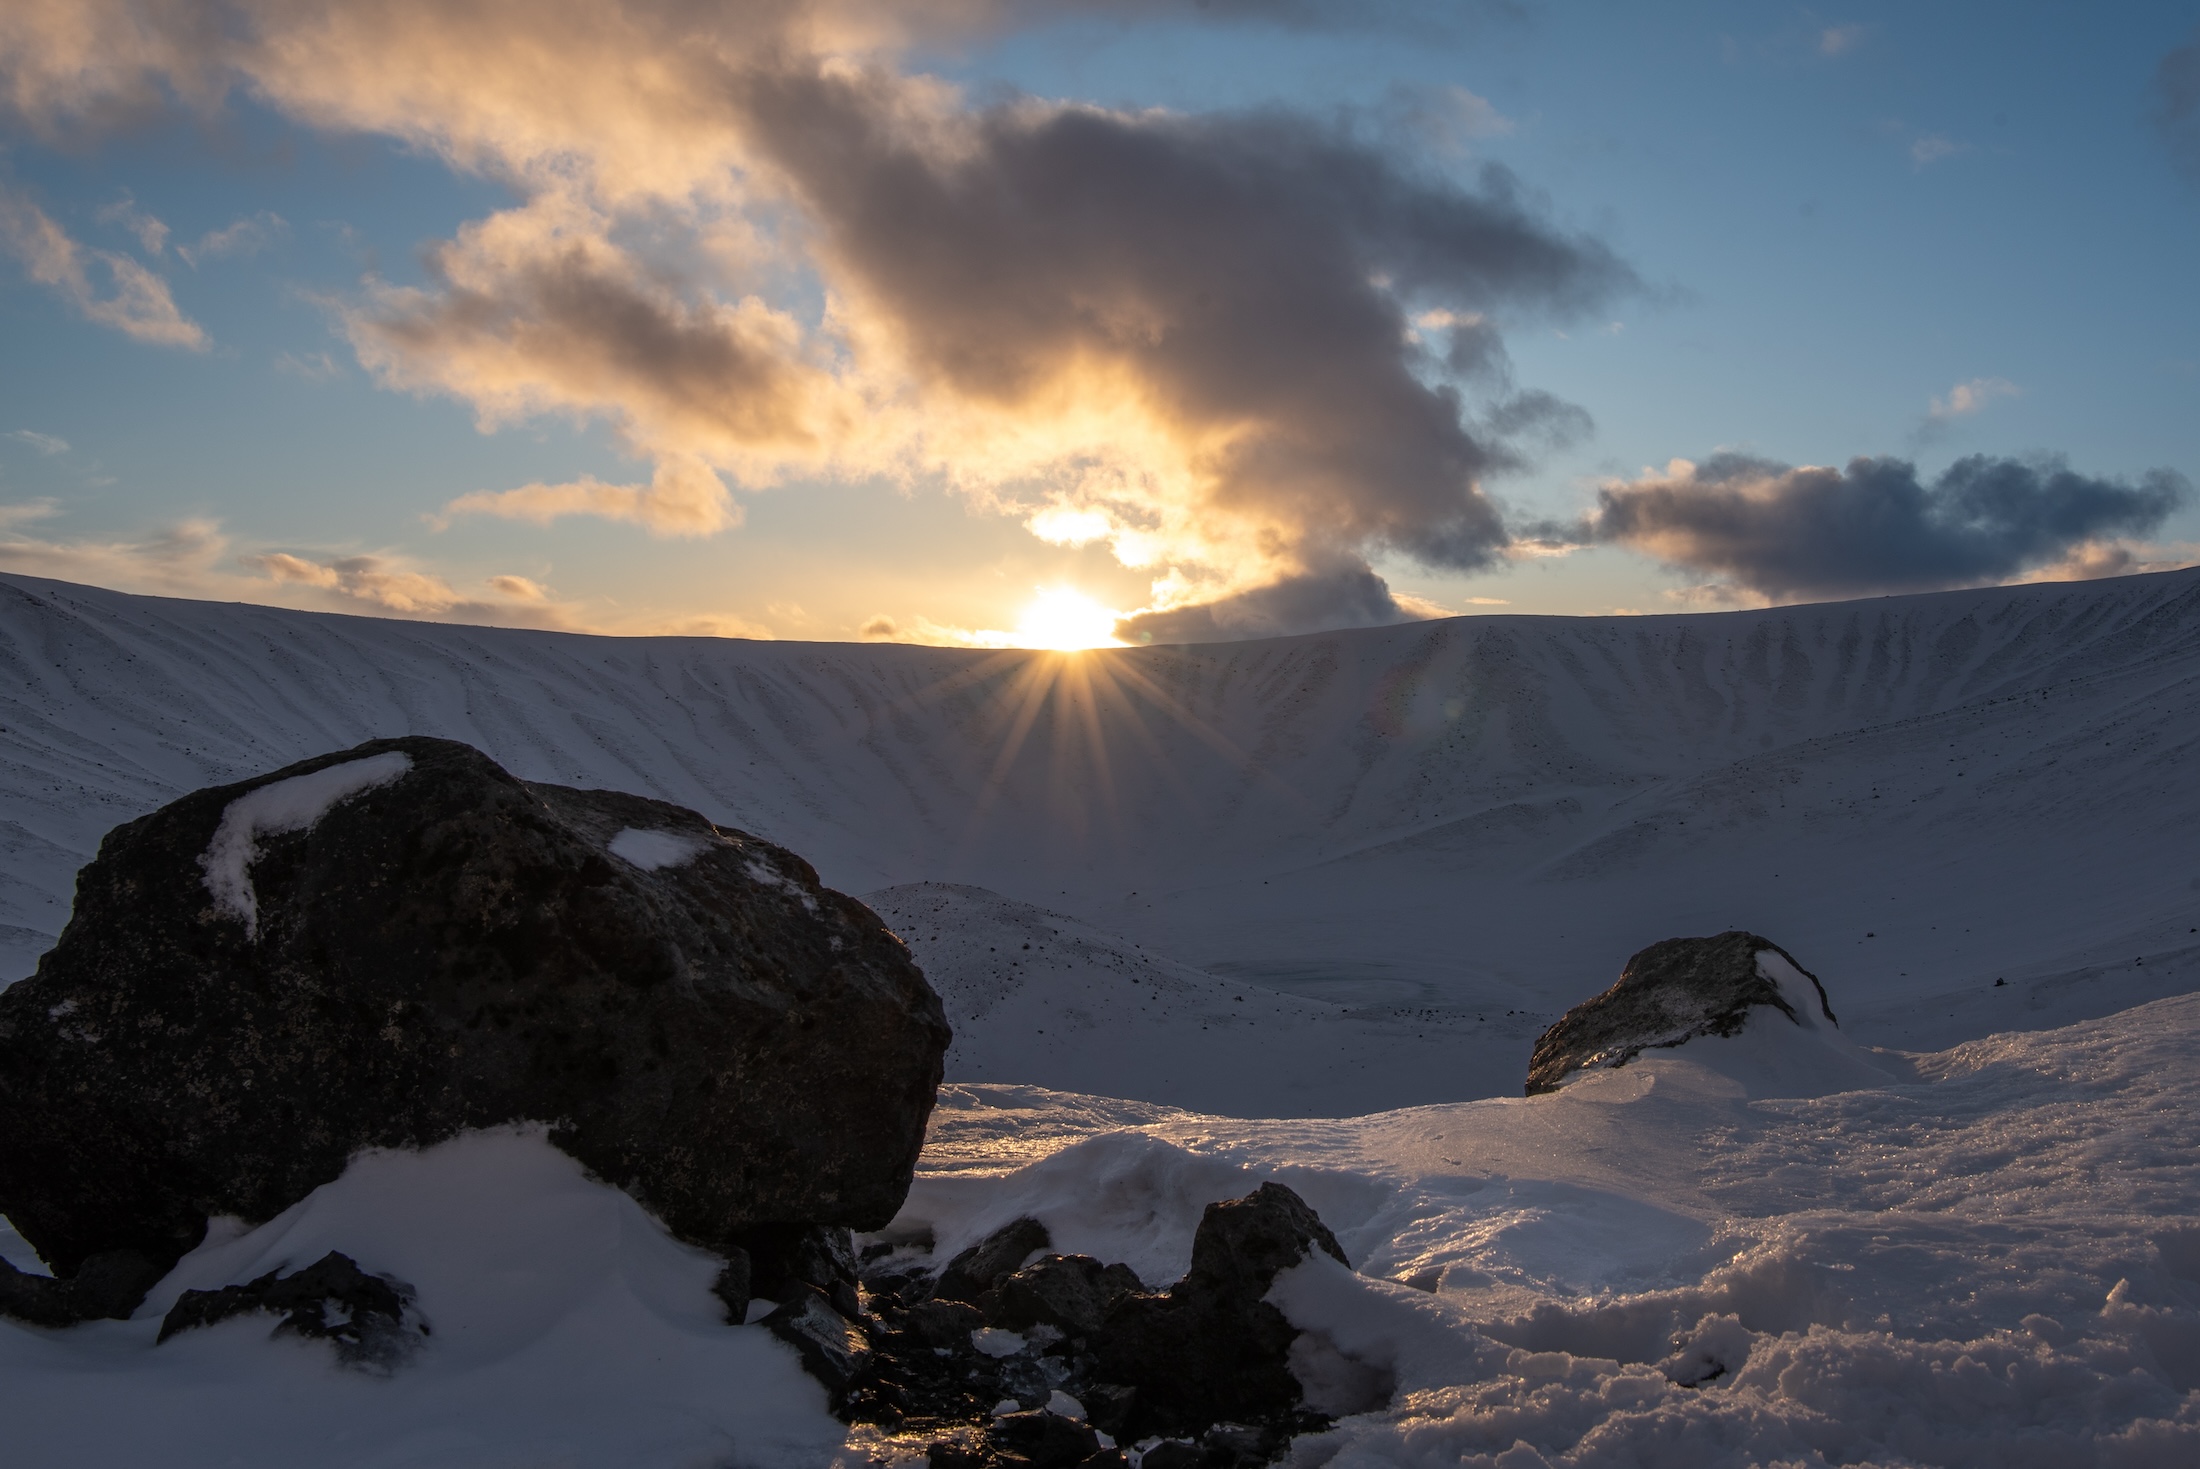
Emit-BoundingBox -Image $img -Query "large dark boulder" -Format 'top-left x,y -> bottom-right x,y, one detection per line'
1524,930 -> 1833,1095
0,736 -> 949,1310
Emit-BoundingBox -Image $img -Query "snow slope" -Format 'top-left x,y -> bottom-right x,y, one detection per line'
6,568 -> 2199,1083
866,883 -> 1525,1115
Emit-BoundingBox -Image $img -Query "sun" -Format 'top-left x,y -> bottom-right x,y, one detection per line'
1011,586 -> 1125,651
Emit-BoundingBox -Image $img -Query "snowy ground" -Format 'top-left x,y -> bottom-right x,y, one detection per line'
5,569 -> 2200,1464
6,993 -> 2196,1466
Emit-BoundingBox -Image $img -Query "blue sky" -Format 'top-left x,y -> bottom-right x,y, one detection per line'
1,2 -> 2194,642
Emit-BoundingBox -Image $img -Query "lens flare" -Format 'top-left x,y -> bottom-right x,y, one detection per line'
1012,587 -> 1124,651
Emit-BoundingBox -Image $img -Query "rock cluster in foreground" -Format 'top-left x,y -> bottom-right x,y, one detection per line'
1525,930 -> 1836,1094
787,1181 -> 1380,1468
0,736 -> 948,1320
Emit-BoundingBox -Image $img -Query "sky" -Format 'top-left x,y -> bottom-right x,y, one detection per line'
0,1 -> 2196,646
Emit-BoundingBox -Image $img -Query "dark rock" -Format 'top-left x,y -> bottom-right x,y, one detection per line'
711,1249 -> 753,1324
1079,1382 -> 1138,1439
988,1254 -> 1144,1337
991,1408 -> 1100,1466
904,1297 -> 986,1349
1095,1183 -> 1346,1441
841,1184 -> 1353,1465
935,1217 -> 1050,1304
157,1250 -> 420,1370
1524,931 -> 1833,1096
0,736 -> 949,1317
765,1285 -> 873,1400
742,1222 -> 863,1318
0,1247 -> 166,1327
1136,1443 -> 1204,1469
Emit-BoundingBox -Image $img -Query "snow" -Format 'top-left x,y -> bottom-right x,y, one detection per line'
4,569 -> 2200,1463
198,751 -> 412,937
0,1126 -> 858,1467
606,826 -> 708,871
885,992 -> 2200,1466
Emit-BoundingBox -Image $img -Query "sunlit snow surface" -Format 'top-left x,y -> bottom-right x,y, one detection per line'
900,996 -> 2200,1467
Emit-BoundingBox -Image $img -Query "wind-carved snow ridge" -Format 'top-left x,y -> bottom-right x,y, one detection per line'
607,828 -> 708,872
198,753 -> 412,938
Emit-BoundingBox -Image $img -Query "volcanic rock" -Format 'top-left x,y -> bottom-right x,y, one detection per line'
988,1253 -> 1143,1336
845,1182 -> 1359,1465
1095,1182 -> 1349,1441
764,1285 -> 874,1400
0,736 -> 949,1319
1525,930 -> 1835,1095
933,1216 -> 1051,1304
157,1250 -> 421,1370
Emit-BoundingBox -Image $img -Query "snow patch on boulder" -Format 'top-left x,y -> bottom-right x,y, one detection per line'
198,752 -> 411,936
607,827 -> 708,871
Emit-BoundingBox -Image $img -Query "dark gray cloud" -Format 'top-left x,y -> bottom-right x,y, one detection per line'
2155,27 -> 2200,182
741,64 -> 1629,607
1115,564 -> 1411,644
1574,453 -> 2190,600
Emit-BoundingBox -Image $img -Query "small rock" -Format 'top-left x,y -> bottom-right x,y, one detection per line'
903,1297 -> 986,1349
989,1254 -> 1144,1337
1095,1183 -> 1353,1441
991,1408 -> 1101,1467
935,1217 -> 1051,1304
157,1250 -> 420,1371
765,1285 -> 872,1400
0,1248 -> 167,1328
1525,931 -> 1835,1095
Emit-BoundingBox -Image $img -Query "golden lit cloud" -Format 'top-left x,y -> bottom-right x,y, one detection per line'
0,0 -> 1631,638
0,186 -> 207,349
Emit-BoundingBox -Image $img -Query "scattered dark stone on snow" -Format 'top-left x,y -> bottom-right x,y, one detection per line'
157,1250 -> 421,1370
837,1182 -> 1365,1467
0,736 -> 948,1323
0,1247 -> 166,1327
1524,931 -> 1834,1096
934,1216 -> 1051,1304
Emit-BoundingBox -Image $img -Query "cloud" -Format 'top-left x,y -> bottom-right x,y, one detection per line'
1909,133 -> 1967,168
1570,452 -> 2191,601
275,349 -> 343,380
95,192 -> 168,254
2155,26 -> 2200,183
0,510 -> 232,594
246,549 -> 582,625
1927,376 -> 2020,421
1115,563 -> 1422,643
7,429 -> 68,454
441,454 -> 739,537
1818,25 -> 1867,58
177,211 -> 286,266
0,186 -> 207,348
1378,82 -> 1514,155
0,1 -> 1629,638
